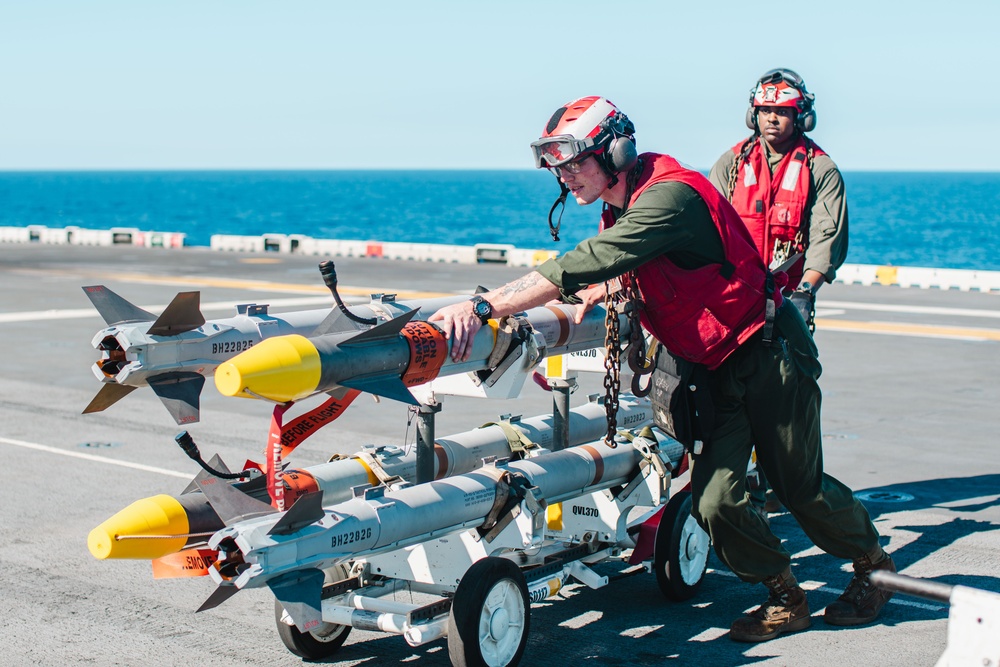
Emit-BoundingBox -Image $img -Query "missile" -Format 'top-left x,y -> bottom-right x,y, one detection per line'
83,285 -> 470,424
215,301 -> 628,406
88,395 -> 655,560
196,435 -> 679,631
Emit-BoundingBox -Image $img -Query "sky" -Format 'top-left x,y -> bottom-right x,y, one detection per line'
1,1 -> 998,171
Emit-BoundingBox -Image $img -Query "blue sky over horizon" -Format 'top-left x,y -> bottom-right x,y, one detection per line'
2,1 -> 997,171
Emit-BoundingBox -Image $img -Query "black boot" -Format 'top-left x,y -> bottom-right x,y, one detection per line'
730,571 -> 811,642
825,552 -> 896,626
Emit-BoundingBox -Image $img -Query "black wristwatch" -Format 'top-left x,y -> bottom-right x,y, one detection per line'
470,295 -> 493,324
796,281 -> 816,296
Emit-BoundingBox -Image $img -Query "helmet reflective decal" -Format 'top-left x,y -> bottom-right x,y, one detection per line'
753,82 -> 803,107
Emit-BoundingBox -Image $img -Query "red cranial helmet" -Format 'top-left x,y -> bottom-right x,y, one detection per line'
530,96 -> 636,173
747,68 -> 816,132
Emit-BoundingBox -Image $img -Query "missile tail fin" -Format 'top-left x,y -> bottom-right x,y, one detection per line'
82,285 -> 157,325
311,308 -> 363,337
269,568 -> 325,633
82,382 -> 138,414
196,476 -> 276,526
196,583 -> 241,612
340,375 -> 419,405
148,291 -> 206,336
268,491 -> 324,536
340,308 -> 419,346
148,372 -> 205,425
181,453 -> 232,495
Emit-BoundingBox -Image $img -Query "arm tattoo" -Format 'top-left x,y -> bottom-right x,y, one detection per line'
499,273 -> 543,297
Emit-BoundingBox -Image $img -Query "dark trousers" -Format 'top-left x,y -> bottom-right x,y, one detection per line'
689,304 -> 880,582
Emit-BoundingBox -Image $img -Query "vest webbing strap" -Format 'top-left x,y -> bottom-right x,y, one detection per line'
762,272 -> 777,345
482,421 -> 538,456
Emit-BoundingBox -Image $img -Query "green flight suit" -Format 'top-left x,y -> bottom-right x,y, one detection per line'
537,179 -> 881,582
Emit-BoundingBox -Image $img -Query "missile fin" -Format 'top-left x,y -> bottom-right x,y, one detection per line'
148,372 -> 205,425
148,291 -> 206,336
340,308 -> 419,346
268,491 -> 325,536
324,385 -> 356,401
268,568 -> 325,633
340,375 -> 419,405
196,476 -> 276,526
82,382 -> 138,414
196,583 -> 241,612
181,453 -> 232,495
311,308 -> 364,337
82,285 -> 157,325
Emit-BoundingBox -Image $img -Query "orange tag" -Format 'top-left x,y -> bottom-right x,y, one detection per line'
265,403 -> 292,510
401,321 -> 447,387
152,549 -> 218,579
277,391 -> 361,459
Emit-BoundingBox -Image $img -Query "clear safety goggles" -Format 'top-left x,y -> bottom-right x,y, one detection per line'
530,135 -> 599,168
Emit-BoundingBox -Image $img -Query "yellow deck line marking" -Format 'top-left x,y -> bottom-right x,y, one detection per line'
0,436 -> 191,478
817,318 -> 1000,341
82,271 -> 453,299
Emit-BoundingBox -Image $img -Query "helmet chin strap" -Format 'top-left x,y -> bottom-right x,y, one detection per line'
547,177 -> 570,242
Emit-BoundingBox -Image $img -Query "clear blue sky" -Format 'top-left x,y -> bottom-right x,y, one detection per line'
2,1 -> 997,171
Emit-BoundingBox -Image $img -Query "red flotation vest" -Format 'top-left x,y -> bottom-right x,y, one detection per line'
728,136 -> 826,289
602,153 -> 777,369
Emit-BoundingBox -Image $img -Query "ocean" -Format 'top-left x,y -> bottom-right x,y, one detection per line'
1,170 -> 998,271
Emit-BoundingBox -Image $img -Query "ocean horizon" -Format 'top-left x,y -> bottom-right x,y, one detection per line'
1,170 -> 998,271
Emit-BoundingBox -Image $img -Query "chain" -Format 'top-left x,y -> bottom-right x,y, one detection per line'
726,136 -> 755,200
625,274 -> 653,396
602,282 -> 623,448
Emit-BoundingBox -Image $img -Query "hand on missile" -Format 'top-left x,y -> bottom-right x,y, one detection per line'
570,284 -> 607,324
429,301 -> 483,362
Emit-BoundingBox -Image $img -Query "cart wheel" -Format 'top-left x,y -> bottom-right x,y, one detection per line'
653,490 -> 710,601
274,565 -> 352,660
448,557 -> 530,667
274,597 -> 350,659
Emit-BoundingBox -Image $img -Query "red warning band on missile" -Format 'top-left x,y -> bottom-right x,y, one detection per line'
400,321 -> 448,387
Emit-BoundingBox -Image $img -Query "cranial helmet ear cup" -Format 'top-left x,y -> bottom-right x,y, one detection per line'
606,136 -> 638,173
797,109 -> 816,133
745,107 -> 757,131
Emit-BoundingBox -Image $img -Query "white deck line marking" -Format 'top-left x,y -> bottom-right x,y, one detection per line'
0,436 -> 191,479
823,300 -> 1000,319
711,569 -> 945,611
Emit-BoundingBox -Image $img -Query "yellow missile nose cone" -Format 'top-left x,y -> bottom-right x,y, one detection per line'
88,494 -> 190,560
214,334 -> 322,402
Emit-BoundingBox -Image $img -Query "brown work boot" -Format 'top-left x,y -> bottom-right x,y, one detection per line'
730,573 -> 811,642
824,552 -> 896,626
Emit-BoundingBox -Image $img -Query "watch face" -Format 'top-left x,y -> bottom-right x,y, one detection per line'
472,297 -> 492,320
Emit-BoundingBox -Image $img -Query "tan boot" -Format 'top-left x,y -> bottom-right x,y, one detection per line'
730,572 -> 811,642
825,552 -> 896,626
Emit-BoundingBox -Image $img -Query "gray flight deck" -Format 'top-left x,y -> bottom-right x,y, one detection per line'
2,244 -> 999,667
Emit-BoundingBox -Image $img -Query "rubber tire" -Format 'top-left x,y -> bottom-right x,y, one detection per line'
653,490 -> 710,601
447,557 -> 530,667
274,595 -> 351,660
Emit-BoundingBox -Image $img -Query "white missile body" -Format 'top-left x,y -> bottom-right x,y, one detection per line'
87,395 -> 655,561
215,300 -> 632,406
83,284 -> 470,423
198,432 -> 685,638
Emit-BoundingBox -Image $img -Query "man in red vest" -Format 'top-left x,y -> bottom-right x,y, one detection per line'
710,69 -> 850,516
430,96 -> 893,642
709,68 -> 849,330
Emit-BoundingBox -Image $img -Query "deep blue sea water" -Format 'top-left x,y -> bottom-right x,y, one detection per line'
0,170 -> 997,270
